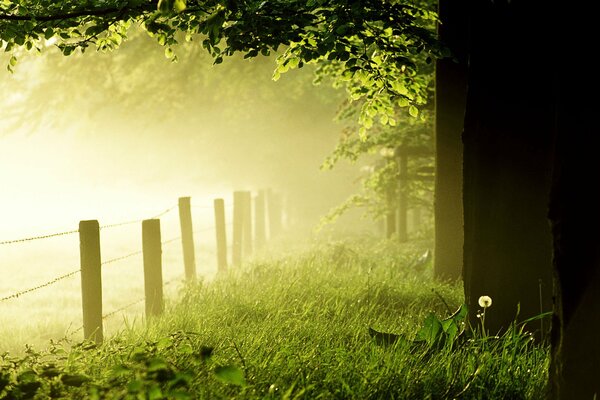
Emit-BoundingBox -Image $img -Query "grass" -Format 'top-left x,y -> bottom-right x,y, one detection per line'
0,238 -> 549,399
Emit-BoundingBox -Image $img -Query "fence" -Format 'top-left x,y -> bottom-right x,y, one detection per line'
0,190 -> 284,345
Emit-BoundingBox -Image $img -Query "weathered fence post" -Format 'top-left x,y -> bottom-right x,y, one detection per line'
254,190 -> 267,249
214,198 -> 228,272
142,219 -> 163,317
178,196 -> 196,281
242,191 -> 253,257
79,220 -> 103,344
232,191 -> 244,266
397,154 -> 408,242
267,189 -> 282,239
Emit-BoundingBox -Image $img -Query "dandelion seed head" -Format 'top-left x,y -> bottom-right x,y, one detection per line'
478,295 -> 493,308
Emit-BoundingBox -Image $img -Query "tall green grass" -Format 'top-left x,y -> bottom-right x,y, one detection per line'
0,239 -> 548,399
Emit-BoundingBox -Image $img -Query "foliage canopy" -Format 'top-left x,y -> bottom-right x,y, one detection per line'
1,0 -> 440,223
1,0 -> 441,120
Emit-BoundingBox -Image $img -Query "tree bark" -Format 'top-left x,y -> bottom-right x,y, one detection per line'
462,1 -> 554,334
433,0 -> 468,281
548,10 -> 600,398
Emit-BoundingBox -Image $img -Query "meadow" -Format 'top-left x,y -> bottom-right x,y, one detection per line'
0,201 -> 220,352
0,237 -> 549,399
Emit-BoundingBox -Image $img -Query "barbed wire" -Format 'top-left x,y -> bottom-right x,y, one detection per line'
100,219 -> 140,230
102,250 -> 143,266
0,269 -> 80,302
151,205 -> 178,219
0,229 -> 79,246
102,297 -> 146,321
100,204 -> 179,230
0,204 -> 179,246
162,236 -> 181,246
69,275 -> 185,336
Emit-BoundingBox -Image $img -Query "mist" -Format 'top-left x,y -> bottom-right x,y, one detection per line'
1,33 -> 366,238
0,33 -> 374,351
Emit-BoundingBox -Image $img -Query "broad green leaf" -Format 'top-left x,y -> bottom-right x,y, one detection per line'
408,105 -> 419,117
173,0 -> 186,13
415,313 -> 442,345
148,385 -> 164,400
156,336 -> 173,351
147,357 -> 168,372
215,365 -> 246,386
61,374 -> 90,387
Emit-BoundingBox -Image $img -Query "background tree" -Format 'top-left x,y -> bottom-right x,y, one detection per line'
432,0 -> 467,281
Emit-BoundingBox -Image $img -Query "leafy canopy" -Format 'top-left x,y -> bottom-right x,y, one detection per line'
2,0 -> 440,225
1,0 -> 441,119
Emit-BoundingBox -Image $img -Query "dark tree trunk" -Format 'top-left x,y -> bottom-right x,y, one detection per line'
548,11 -> 600,398
462,1 -> 554,334
433,0 -> 468,281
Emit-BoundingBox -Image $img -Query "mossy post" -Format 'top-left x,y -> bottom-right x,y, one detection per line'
178,196 -> 196,281
214,198 -> 228,272
255,190 -> 267,249
79,220 -> 103,344
242,191 -> 253,257
142,219 -> 163,317
232,191 -> 244,266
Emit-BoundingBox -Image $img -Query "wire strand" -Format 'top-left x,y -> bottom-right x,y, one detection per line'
102,250 -> 143,266
0,230 -> 79,246
0,269 -> 80,302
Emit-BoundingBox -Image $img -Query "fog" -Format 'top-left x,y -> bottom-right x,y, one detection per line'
1,33 -> 367,238
0,32 -> 374,350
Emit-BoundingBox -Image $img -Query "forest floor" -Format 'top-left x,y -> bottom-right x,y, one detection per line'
0,238 -> 548,399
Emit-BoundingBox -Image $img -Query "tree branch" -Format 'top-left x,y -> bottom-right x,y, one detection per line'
0,5 -> 147,22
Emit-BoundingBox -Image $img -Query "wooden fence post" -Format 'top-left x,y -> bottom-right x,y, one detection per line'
242,191 -> 253,257
398,154 -> 408,242
267,189 -> 282,239
178,196 -> 196,281
232,191 -> 244,266
254,190 -> 267,249
214,198 -> 228,272
79,220 -> 103,344
142,219 -> 163,317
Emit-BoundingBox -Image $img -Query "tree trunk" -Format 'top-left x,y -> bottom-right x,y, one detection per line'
462,1 -> 554,334
548,10 -> 600,398
433,0 -> 468,281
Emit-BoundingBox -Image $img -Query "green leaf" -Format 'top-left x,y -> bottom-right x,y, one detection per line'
214,365 -> 246,386
165,47 -> 174,58
158,0 -> 173,13
128,379 -> 144,393
415,313 -> 442,345
148,384 -> 164,400
173,0 -> 186,12
147,357 -> 168,372
408,105 -> 419,117
156,337 -> 173,351
61,374 -> 90,387
44,28 -> 54,40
